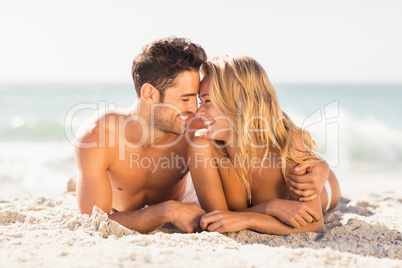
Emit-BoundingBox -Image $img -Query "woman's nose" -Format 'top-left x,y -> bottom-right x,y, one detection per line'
196,105 -> 205,117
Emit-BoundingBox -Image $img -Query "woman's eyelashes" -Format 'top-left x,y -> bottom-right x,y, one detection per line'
199,99 -> 211,105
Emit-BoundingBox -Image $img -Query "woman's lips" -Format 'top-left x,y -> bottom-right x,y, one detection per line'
204,119 -> 216,129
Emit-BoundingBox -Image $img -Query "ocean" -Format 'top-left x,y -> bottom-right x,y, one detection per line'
1,83 -> 401,193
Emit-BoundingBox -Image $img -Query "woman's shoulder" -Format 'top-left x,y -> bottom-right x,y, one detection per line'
187,135 -> 226,158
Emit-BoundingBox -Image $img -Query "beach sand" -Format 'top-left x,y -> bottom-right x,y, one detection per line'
1,178 -> 401,268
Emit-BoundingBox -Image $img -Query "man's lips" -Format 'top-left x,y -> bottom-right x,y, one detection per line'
178,114 -> 191,124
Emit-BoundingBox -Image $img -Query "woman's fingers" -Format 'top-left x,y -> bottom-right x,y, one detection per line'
200,214 -> 215,230
293,215 -> 307,227
296,215 -> 308,226
206,220 -> 224,232
305,205 -> 321,222
213,226 -> 228,233
288,219 -> 301,228
200,210 -> 224,230
287,204 -> 321,228
300,212 -> 314,223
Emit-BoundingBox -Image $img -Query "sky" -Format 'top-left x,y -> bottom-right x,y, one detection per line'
0,0 -> 401,84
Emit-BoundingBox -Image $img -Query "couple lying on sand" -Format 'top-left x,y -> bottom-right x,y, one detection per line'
74,37 -> 340,235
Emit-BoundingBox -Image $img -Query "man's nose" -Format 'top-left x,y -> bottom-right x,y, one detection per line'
187,98 -> 198,114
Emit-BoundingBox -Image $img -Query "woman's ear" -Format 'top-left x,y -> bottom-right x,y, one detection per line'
141,83 -> 160,104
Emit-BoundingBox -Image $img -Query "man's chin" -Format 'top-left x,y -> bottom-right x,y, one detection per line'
175,127 -> 187,136
162,127 -> 187,136
175,122 -> 189,135
155,120 -> 187,136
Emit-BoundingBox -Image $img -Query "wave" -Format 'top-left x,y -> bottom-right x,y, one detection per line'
0,119 -> 65,141
1,107 -> 401,193
0,115 -> 88,142
3,108 -> 402,168
0,141 -> 77,193
286,107 -> 402,180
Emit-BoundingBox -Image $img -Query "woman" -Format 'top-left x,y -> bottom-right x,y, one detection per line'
188,55 -> 340,235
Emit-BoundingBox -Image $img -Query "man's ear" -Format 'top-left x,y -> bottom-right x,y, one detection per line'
141,83 -> 160,104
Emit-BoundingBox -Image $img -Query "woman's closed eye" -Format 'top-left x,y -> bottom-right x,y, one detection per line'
199,100 -> 211,105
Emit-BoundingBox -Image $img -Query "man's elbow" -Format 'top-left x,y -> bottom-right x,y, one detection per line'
78,204 -> 94,216
77,195 -> 108,216
77,193 -> 94,216
76,187 -> 112,217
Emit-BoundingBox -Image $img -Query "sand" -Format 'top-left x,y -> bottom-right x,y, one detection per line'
1,179 -> 401,268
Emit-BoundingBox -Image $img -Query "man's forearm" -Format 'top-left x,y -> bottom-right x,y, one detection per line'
108,201 -> 174,234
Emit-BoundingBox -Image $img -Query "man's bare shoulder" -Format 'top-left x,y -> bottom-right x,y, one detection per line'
74,109 -> 134,172
75,108 -> 130,146
74,110 -> 133,158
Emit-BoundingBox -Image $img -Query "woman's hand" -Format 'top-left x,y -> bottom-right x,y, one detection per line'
267,199 -> 321,228
200,210 -> 250,233
287,161 -> 330,202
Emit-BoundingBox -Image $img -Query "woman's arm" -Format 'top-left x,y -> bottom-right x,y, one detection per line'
241,198 -> 320,228
187,136 -> 229,212
190,132 -> 324,234
201,169 -> 324,234
227,131 -> 324,233
200,210 -> 323,235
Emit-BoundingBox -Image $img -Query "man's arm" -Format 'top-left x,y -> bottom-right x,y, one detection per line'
109,201 -> 205,234
74,130 -> 113,216
287,161 -> 335,202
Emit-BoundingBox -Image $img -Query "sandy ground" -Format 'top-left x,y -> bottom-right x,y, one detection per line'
1,178 -> 401,268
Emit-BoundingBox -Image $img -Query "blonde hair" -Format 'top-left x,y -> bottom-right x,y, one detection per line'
201,55 -> 320,203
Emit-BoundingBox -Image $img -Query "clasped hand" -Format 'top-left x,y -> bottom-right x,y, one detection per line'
287,161 -> 330,202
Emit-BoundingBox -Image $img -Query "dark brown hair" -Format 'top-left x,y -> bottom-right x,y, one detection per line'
132,37 -> 207,101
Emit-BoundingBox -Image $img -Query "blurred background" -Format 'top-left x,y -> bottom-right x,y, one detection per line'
1,0 -> 401,193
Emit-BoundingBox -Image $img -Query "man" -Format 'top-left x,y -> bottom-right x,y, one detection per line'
74,37 -> 331,234
75,37 -> 207,233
